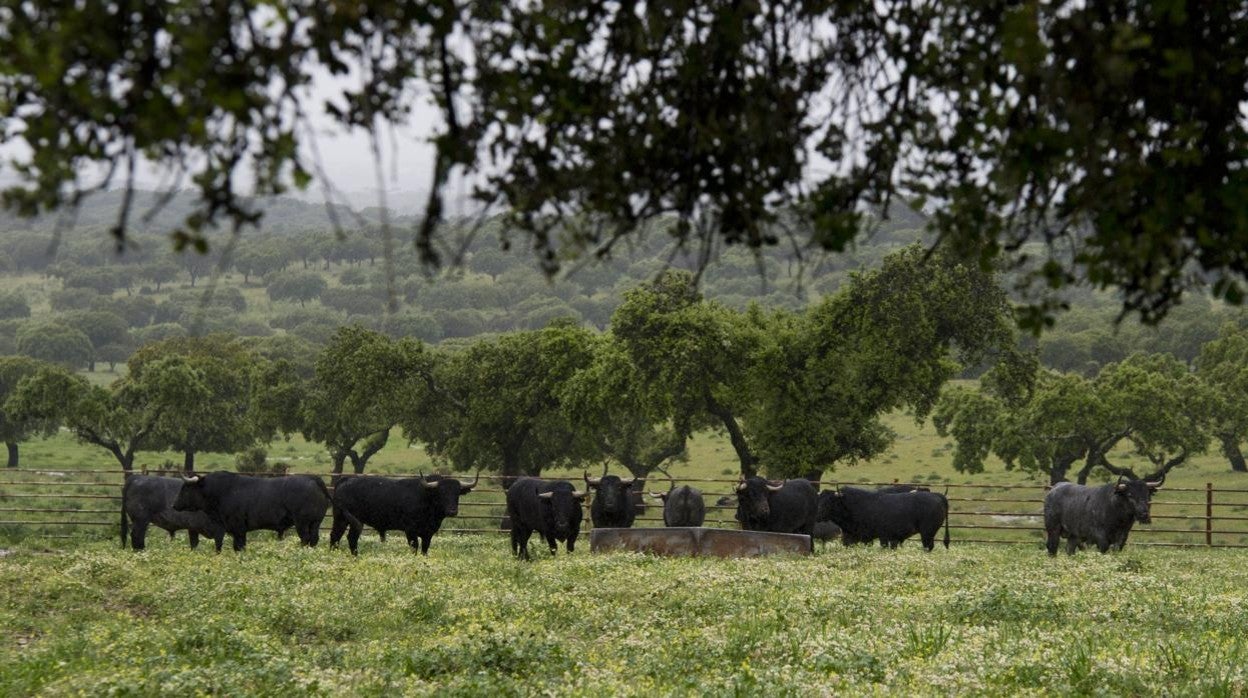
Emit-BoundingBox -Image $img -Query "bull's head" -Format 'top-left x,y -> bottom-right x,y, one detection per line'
815,489 -> 849,527
421,472 -> 479,517
735,476 -> 783,522
538,486 -> 588,536
1114,476 -> 1157,524
584,472 -> 635,515
173,474 -> 208,512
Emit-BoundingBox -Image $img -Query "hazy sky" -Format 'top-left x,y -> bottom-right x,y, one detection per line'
0,66 -> 455,216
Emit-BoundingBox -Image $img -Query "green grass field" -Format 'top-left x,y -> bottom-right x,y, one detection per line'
2,386 -> 1248,694
1,537 -> 1246,695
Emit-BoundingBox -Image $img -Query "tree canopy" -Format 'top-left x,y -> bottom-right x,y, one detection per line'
2,2 -> 1245,326
935,352 -> 1213,484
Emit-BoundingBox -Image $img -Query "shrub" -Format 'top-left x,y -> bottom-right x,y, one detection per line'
234,447 -> 287,475
0,290 -> 31,320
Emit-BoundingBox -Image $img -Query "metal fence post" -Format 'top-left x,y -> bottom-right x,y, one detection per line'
1206,482 -> 1214,547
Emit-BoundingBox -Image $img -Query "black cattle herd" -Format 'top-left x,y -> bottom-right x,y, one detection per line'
117,469 -> 1166,558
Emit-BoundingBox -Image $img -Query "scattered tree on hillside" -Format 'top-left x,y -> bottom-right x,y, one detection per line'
1196,324 -> 1248,472
613,245 -> 1013,479
139,260 -> 179,291
7,364 -> 206,471
935,353 -> 1212,484
128,336 -> 263,471
403,321 -> 598,477
58,310 -> 128,370
16,322 -> 93,370
0,356 -> 59,467
300,326 -> 431,474
266,271 -> 328,307
0,292 -> 30,321
560,337 -> 689,484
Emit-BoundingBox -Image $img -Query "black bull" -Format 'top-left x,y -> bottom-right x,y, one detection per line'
1044,476 -> 1162,555
505,477 -> 587,560
817,487 -> 950,551
649,484 -> 706,527
172,472 -> 331,551
330,473 -> 477,555
585,472 -> 638,528
121,475 -> 225,551
734,477 -> 819,549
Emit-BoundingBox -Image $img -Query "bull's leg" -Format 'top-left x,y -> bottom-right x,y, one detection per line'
347,523 -> 362,556
405,531 -> 420,550
920,533 -> 935,552
131,520 -> 149,551
329,509 -> 347,548
545,533 -> 558,556
511,527 -> 531,560
213,534 -> 224,553
302,520 -> 321,547
378,529 -> 387,542
1065,535 -> 1079,555
232,532 -> 247,552
1094,534 -> 1111,554
167,529 -> 176,540
188,531 -> 200,550
420,535 -> 432,556
1045,527 -> 1060,556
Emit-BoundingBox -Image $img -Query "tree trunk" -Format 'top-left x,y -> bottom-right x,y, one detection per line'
1221,434 -> 1247,473
5,442 -> 17,468
501,451 -> 524,478
705,392 -> 757,477
183,450 -> 195,472
331,451 -> 347,474
1049,453 -> 1080,485
348,452 -> 365,474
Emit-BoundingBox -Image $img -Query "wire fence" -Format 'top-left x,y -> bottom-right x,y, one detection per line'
3,468 -> 1248,548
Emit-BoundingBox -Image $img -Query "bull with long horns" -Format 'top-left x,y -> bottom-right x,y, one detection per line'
330,472 -> 478,555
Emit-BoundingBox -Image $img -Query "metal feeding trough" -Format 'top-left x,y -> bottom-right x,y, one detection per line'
590,527 -> 811,558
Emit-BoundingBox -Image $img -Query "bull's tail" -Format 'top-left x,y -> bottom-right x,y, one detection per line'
942,489 -> 951,549
334,502 -> 363,532
120,478 -> 130,549
311,475 -> 332,503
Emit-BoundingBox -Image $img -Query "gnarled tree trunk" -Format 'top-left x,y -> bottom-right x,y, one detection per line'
1221,434 -> 1247,473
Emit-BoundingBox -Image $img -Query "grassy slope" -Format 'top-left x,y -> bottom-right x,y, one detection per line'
1,537 -> 1245,696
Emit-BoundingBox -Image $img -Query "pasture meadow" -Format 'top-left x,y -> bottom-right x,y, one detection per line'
1,536 -> 1246,696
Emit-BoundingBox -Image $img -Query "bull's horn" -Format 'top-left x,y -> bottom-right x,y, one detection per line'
1145,478 -> 1164,490
538,492 -> 554,499
766,481 -> 784,492
181,475 -> 201,483
459,471 -> 480,492
572,490 -> 589,500
584,470 -> 601,487
620,477 -> 636,487
424,478 -> 441,489
649,491 -> 667,500
736,481 -> 748,493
